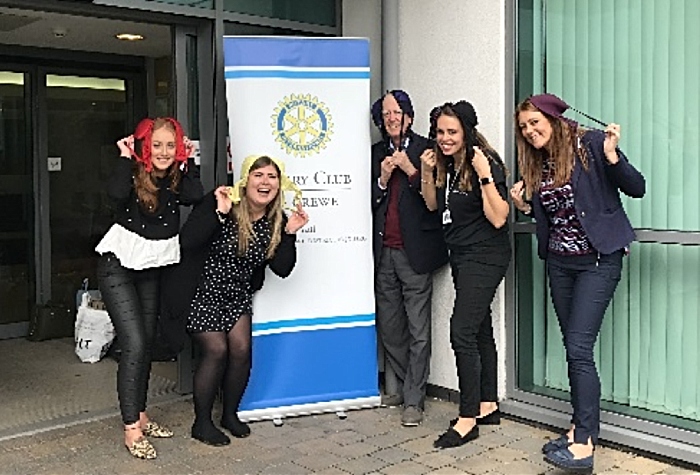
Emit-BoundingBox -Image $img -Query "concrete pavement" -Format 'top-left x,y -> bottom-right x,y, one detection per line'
0,398 -> 696,475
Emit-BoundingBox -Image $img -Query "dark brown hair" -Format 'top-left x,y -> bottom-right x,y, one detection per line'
433,104 -> 505,192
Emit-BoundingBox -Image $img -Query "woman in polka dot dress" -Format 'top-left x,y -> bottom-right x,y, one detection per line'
175,155 -> 308,446
95,117 -> 203,459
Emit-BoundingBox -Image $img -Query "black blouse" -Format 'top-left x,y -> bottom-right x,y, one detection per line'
106,156 -> 203,240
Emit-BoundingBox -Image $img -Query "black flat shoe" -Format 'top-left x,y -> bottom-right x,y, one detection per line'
476,408 -> 501,425
221,418 -> 251,438
433,425 -> 479,449
447,408 -> 501,429
191,424 -> 231,446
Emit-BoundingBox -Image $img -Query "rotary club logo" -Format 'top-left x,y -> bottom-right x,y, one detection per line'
271,94 -> 333,157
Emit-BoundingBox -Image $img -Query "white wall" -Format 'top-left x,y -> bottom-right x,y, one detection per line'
343,0 -> 509,398
342,0 -> 383,144
397,0 -> 508,397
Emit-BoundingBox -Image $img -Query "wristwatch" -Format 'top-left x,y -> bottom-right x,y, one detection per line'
480,176 -> 494,186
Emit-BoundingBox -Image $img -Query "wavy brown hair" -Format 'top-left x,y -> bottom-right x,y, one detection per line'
133,118 -> 182,212
433,105 -> 505,192
230,156 -> 284,259
514,99 -> 588,199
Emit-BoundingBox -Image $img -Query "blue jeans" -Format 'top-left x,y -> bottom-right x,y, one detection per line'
547,250 -> 623,445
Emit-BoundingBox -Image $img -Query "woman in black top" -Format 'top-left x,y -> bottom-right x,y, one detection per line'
96,117 -> 203,459
177,155 -> 308,447
419,101 -> 511,449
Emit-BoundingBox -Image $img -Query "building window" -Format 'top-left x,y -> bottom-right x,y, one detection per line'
224,0 -> 336,27
143,0 -> 213,8
516,0 -> 700,432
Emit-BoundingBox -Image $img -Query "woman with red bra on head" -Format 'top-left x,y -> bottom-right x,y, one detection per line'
95,117 -> 203,459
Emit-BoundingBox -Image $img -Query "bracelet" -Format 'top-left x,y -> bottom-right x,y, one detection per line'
421,178 -> 434,185
521,204 -> 532,215
216,210 -> 228,224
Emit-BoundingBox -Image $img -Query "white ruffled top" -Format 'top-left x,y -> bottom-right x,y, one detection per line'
95,223 -> 180,270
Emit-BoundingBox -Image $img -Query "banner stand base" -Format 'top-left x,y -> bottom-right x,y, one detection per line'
239,396 -> 381,425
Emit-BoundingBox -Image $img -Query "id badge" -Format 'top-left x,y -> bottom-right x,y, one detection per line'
442,209 -> 452,225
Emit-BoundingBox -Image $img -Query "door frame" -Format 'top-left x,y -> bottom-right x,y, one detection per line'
172,21 -> 216,394
0,64 -> 34,339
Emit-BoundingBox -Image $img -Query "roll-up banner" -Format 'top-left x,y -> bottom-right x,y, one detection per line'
223,36 -> 379,421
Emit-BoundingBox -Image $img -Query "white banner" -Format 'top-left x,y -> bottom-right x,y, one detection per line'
224,36 -> 379,418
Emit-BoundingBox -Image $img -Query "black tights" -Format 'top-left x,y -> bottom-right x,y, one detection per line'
97,253 -> 159,425
191,314 -> 251,431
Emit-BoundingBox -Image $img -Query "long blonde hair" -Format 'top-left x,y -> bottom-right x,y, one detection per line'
230,156 -> 284,259
514,99 -> 588,198
433,105 -> 505,191
133,118 -> 182,212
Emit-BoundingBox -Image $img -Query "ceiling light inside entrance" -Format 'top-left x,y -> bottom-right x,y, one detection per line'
116,33 -> 144,41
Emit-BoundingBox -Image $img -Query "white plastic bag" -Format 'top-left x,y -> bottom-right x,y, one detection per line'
75,293 -> 115,363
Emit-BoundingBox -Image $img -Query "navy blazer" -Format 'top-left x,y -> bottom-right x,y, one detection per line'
531,129 -> 646,260
371,131 -> 448,274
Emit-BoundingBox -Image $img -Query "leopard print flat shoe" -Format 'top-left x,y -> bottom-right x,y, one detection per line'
143,421 -> 174,438
125,436 -> 157,460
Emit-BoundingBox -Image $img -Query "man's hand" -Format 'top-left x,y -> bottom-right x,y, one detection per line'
392,150 -> 417,176
379,156 -> 395,188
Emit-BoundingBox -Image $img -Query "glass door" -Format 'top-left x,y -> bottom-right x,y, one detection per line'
44,73 -> 129,311
0,71 -> 33,338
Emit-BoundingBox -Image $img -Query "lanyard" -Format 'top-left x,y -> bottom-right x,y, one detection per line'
443,167 -> 461,225
445,168 -> 461,210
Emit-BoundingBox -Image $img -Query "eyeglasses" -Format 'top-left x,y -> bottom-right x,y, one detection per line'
382,110 -> 404,118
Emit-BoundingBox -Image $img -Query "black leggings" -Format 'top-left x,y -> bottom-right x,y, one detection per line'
191,314 -> 252,428
97,253 -> 160,425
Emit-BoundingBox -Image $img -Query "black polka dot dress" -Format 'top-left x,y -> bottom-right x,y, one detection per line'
187,216 -> 271,333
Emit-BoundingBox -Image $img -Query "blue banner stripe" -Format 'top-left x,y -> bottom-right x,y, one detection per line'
241,325 -> 379,411
224,37 -> 369,68
252,314 -> 375,332
225,70 -> 369,80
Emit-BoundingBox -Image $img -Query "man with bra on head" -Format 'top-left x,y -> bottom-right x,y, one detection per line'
370,90 -> 448,426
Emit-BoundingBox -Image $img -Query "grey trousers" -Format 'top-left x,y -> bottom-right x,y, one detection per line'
375,247 -> 433,408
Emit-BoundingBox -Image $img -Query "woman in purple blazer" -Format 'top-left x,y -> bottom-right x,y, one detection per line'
511,93 -> 645,474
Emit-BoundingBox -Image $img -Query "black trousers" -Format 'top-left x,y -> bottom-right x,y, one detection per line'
547,250 -> 623,445
449,245 -> 510,418
97,253 -> 160,425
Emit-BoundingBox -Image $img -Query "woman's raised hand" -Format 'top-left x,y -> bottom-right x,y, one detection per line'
603,123 -> 621,164
183,136 -> 195,158
285,202 -> 309,234
471,147 -> 490,178
214,185 -> 233,215
420,148 -> 436,172
117,135 -> 135,158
